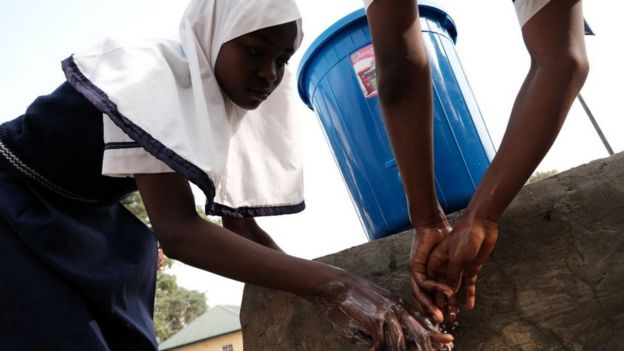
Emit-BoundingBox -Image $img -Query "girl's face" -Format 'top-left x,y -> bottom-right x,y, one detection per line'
215,21 -> 298,110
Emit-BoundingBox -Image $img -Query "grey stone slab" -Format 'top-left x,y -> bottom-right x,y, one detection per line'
241,152 -> 624,350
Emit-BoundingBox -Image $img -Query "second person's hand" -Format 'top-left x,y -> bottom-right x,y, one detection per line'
426,213 -> 499,322
409,224 -> 454,324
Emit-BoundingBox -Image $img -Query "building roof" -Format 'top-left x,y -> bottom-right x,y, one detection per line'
159,305 -> 241,350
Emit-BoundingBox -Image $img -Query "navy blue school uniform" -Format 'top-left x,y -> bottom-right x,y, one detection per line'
0,82 -> 158,350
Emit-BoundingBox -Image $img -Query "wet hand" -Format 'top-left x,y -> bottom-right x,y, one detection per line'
409,226 -> 454,324
309,272 -> 454,350
426,215 -> 499,322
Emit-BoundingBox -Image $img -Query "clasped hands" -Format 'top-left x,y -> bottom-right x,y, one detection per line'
312,212 -> 498,350
410,212 -> 499,325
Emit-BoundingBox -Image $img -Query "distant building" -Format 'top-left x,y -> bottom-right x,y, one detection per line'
159,305 -> 243,351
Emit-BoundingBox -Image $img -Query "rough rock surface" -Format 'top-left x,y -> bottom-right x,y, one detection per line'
241,153 -> 624,350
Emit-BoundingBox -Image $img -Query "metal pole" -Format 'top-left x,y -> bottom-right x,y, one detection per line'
578,93 -> 614,156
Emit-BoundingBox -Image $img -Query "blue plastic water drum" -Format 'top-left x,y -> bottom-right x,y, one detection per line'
297,1 -> 496,240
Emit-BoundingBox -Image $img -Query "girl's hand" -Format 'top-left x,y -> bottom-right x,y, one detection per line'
409,225 -> 454,324
426,215 -> 499,322
156,247 -> 167,271
308,271 -> 454,351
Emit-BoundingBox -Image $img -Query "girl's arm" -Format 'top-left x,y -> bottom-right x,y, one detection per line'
135,172 -> 453,350
136,173 -> 331,294
222,217 -> 282,251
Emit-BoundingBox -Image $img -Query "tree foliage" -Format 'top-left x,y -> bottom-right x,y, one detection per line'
153,260 -> 207,342
122,192 -> 209,342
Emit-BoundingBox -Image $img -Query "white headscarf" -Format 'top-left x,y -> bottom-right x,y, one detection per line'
63,0 -> 305,216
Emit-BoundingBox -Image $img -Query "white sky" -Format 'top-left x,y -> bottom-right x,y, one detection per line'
1,0 -> 622,307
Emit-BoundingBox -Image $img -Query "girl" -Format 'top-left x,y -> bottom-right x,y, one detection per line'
0,0 -> 452,350
365,0 -> 588,324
